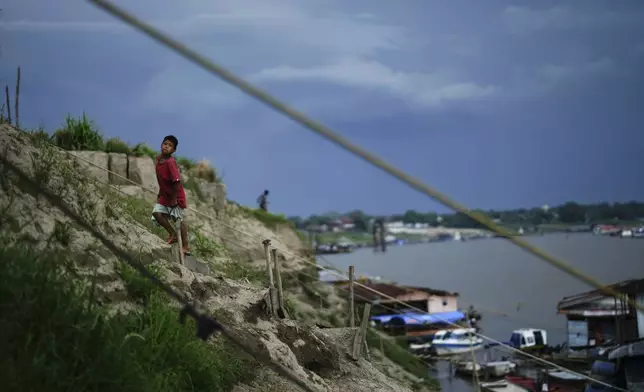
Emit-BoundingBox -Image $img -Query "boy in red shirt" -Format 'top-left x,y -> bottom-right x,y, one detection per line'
151,135 -> 190,256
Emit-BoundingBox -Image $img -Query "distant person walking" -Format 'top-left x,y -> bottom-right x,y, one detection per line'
257,190 -> 269,211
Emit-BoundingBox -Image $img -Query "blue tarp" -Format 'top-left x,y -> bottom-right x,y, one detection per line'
371,310 -> 466,325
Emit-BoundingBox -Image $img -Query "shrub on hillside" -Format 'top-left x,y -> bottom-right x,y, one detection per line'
105,137 -> 131,154
176,156 -> 196,170
52,113 -> 104,151
194,159 -> 217,182
28,126 -> 53,144
131,143 -> 157,159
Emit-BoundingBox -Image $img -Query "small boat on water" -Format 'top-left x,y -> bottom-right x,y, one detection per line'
431,328 -> 484,356
455,360 -> 482,375
485,361 -> 518,377
455,360 -> 517,377
480,378 -> 531,392
408,341 -> 432,357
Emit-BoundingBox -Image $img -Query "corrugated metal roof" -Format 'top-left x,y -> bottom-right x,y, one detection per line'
557,278 -> 644,311
349,282 -> 458,302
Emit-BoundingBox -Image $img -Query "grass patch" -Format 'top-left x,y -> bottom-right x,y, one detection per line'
239,206 -> 292,230
114,194 -> 166,239
191,229 -> 226,259
366,329 -> 438,390
131,143 -> 157,159
0,242 -> 254,392
193,159 -> 218,182
105,137 -> 131,154
52,113 -> 105,151
176,156 -> 196,170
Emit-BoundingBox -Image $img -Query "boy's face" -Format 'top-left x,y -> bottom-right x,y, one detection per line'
161,139 -> 176,156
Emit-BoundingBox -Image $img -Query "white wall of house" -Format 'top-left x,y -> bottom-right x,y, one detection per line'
427,295 -> 459,313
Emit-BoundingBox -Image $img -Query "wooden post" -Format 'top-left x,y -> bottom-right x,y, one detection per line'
349,265 -> 355,327
262,239 -> 278,317
175,219 -> 185,266
262,239 -> 275,287
14,66 -> 20,129
271,248 -> 289,319
4,86 -> 11,125
380,334 -> 384,354
351,303 -> 372,359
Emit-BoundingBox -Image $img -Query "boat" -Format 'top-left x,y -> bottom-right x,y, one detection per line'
632,227 -> 644,238
484,361 -> 517,377
508,328 -> 548,352
480,378 -> 531,392
454,360 -> 481,376
544,369 -> 588,391
430,328 -> 484,356
454,359 -> 517,377
408,341 -> 432,357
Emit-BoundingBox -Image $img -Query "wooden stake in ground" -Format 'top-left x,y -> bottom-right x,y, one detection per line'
14,66 -> 20,129
271,248 -> 289,319
351,303 -> 371,359
262,239 -> 278,317
4,86 -> 11,125
262,239 -> 275,287
349,265 -> 355,327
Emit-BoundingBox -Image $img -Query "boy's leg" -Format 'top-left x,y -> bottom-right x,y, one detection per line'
152,204 -> 177,241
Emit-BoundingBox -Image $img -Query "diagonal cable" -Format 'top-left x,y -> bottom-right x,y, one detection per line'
86,0 -> 641,315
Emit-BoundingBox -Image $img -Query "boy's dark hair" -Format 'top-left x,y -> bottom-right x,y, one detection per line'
264,189 -> 269,195
163,135 -> 179,149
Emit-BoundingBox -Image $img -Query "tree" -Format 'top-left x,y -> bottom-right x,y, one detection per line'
557,202 -> 586,223
347,210 -> 368,231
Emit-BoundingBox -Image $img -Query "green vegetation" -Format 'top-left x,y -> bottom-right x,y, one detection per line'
113,193 -> 167,239
191,229 -> 226,259
52,113 -> 105,151
105,137 -> 131,154
366,329 -> 439,390
0,242 -> 254,392
32,113 -> 219,183
239,205 -> 292,230
131,143 -> 157,159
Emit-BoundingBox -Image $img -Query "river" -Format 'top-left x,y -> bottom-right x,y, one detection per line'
320,233 -> 644,391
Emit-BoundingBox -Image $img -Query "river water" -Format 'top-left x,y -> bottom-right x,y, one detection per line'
321,233 -> 644,391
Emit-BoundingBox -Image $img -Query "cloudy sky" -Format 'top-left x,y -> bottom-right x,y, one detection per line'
1,0 -> 643,217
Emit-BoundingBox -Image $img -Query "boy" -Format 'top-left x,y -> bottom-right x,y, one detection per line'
151,135 -> 190,256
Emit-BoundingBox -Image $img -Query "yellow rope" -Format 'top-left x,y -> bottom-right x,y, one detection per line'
86,0 -> 641,316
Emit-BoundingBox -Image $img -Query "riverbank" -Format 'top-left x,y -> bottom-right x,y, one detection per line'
0,123 -> 428,392
310,220 -> 644,246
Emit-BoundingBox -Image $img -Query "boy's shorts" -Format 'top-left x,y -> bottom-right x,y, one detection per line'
151,203 -> 185,226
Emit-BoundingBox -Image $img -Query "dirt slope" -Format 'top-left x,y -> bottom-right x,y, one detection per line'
0,124 -> 417,392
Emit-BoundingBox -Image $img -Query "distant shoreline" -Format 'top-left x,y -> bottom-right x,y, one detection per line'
307,221 -> 642,244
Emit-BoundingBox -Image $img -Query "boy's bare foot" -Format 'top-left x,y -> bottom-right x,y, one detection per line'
182,247 -> 191,256
167,234 -> 178,244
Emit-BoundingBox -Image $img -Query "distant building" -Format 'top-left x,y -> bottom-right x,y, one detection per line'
557,278 -> 644,348
336,280 -> 460,315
